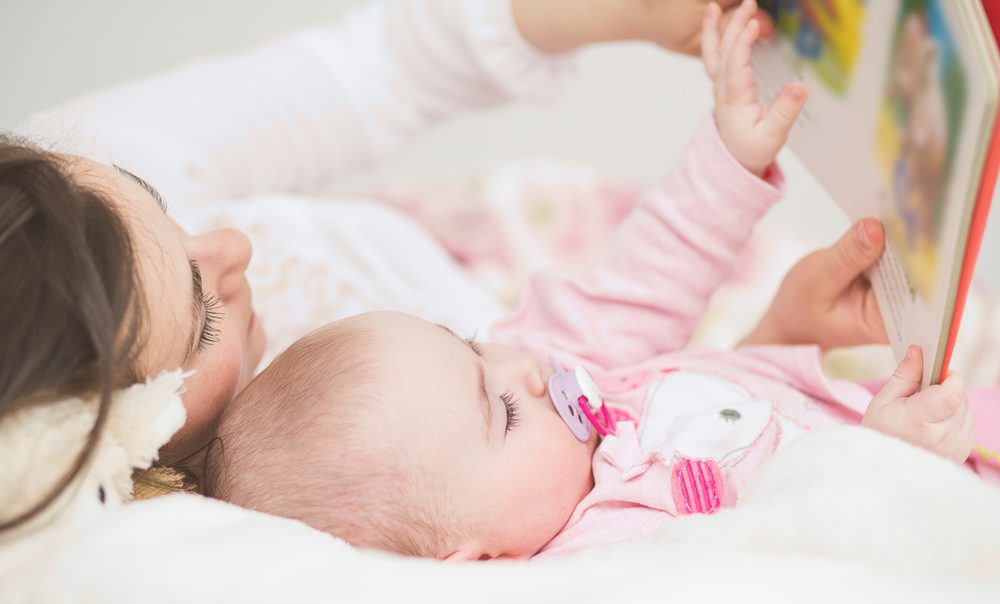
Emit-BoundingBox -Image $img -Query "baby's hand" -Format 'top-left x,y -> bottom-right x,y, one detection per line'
702,0 -> 807,176
862,345 -> 974,463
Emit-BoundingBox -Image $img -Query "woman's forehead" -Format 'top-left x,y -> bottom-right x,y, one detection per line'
65,155 -> 194,374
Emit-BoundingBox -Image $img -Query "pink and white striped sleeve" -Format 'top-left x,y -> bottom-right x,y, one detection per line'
491,117 -> 785,371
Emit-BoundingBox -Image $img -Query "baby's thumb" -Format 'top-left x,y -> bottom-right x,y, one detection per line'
873,345 -> 924,404
762,82 -> 807,140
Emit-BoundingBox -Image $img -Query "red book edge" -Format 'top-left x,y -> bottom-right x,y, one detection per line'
939,0 -> 1000,379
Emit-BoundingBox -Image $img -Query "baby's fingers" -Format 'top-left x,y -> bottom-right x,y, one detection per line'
723,18 -> 761,104
907,373 -> 967,424
720,0 -> 757,61
955,404 -> 975,461
702,3 -> 722,78
869,345 -> 922,414
932,395 -> 974,463
759,82 -> 807,140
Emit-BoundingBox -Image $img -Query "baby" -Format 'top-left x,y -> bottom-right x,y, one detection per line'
205,2 -> 979,560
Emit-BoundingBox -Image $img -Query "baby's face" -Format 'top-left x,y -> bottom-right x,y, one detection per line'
369,312 -> 598,560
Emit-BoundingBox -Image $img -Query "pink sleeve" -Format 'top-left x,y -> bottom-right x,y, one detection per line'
491,116 -> 785,371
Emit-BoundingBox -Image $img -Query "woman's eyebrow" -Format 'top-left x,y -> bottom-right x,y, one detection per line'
112,164 -> 168,213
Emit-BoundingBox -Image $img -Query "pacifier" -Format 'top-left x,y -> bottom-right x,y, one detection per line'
547,358 -> 615,441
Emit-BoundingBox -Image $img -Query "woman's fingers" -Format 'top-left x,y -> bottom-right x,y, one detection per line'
816,219 -> 885,298
859,287 -> 890,345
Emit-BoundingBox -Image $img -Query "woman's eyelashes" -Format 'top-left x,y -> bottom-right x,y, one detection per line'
199,293 -> 224,349
190,259 -> 224,351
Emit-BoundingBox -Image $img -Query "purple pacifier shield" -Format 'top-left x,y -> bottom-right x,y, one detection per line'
548,361 -> 591,442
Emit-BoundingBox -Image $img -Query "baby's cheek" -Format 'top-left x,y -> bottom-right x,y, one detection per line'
539,419 -> 594,510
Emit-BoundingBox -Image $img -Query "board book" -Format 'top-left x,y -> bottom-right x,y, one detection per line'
754,0 -> 1000,387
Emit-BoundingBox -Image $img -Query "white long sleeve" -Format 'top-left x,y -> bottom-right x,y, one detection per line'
18,0 -> 574,218
13,0 -> 576,367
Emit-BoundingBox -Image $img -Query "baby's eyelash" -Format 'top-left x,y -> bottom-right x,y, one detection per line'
464,335 -> 484,357
462,334 -> 517,433
199,293 -> 224,349
500,390 -> 520,433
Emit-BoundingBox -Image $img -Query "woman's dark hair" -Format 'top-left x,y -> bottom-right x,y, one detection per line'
0,134 -> 145,531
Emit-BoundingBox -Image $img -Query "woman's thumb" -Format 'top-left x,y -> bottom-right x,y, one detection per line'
874,345 -> 924,403
821,218 -> 885,293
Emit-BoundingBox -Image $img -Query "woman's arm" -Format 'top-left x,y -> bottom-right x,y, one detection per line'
20,0 -> 761,218
740,218 -> 889,349
513,0 -> 773,54
20,0 -> 575,216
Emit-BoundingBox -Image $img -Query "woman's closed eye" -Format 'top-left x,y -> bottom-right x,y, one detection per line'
199,293 -> 223,349
191,260 -> 224,351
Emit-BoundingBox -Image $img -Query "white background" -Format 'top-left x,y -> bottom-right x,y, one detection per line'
1,0 -> 997,290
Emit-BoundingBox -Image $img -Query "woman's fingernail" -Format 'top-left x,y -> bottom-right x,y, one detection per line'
854,221 -> 871,249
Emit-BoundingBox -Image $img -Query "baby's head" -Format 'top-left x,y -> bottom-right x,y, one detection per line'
207,311 -> 597,560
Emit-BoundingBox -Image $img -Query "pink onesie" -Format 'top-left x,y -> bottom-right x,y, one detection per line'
490,117 -> 1000,559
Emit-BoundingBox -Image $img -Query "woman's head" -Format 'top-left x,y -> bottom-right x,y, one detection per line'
0,136 -> 265,529
59,155 -> 267,454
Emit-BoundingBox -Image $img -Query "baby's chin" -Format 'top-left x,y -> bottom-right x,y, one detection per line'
588,430 -> 600,455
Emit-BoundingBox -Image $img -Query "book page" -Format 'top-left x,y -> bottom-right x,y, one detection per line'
753,0 -> 899,218
753,0 -> 995,387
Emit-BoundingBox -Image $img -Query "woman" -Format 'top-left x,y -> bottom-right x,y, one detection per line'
0,0 -> 886,535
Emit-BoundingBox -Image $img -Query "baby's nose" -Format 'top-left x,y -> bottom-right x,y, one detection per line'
520,356 -> 547,398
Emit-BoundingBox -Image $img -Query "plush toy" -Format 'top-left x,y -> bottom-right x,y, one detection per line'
0,371 -> 186,561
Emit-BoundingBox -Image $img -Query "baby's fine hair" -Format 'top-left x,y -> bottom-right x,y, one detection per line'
205,315 -> 464,558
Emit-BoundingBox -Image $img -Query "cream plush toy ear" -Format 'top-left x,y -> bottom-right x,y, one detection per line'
0,370 -> 186,551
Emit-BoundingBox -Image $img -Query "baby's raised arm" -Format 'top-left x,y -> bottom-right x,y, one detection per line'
493,1 -> 807,370
702,1 -> 806,176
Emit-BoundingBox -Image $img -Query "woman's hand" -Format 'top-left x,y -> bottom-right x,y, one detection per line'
512,0 -> 773,55
741,218 -> 890,350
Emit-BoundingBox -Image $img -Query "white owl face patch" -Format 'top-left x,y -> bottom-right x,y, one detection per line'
638,371 -> 774,463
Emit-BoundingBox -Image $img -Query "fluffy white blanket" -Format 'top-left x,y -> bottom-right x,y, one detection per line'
2,427 -> 998,603
2,199 -> 998,602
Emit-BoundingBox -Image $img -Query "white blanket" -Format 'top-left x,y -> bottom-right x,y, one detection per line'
2,201 -> 998,602
2,427 -> 998,603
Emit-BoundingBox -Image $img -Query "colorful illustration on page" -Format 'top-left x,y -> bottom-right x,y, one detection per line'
873,0 -> 967,303
758,0 -> 867,95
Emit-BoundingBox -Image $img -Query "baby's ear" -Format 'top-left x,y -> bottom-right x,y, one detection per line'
442,544 -> 487,562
